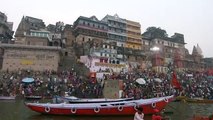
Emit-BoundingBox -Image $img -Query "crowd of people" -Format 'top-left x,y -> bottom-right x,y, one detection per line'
0,68 -> 212,100
116,70 -> 213,100
0,68 -> 212,120
0,69 -> 103,98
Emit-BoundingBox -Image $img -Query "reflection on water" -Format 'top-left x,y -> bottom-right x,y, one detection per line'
0,100 -> 212,120
28,115 -> 135,120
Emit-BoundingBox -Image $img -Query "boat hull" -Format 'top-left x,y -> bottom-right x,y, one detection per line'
25,96 -> 174,116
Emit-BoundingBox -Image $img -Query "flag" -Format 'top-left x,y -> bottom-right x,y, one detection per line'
171,72 -> 182,90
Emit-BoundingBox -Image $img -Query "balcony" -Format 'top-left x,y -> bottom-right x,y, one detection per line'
126,39 -> 141,44
127,34 -> 141,40
126,27 -> 141,33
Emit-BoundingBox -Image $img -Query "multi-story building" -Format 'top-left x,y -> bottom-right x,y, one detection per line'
15,16 -> 50,46
142,29 -> 186,73
47,21 -> 65,48
102,14 -> 126,47
126,20 -> 141,50
0,11 -> 14,43
74,15 -> 127,73
73,16 -> 108,45
102,14 -> 145,72
73,16 -> 108,56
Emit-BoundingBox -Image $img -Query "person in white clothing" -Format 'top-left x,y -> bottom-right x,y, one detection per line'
134,106 -> 144,120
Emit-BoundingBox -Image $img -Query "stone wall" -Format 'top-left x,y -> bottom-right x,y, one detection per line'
0,44 -> 60,71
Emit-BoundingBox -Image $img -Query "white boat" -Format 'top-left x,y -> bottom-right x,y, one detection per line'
55,96 -> 134,103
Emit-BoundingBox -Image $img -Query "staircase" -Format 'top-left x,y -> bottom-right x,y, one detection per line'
58,47 -> 90,78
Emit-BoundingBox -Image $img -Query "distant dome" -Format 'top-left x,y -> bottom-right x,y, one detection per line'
196,44 -> 203,55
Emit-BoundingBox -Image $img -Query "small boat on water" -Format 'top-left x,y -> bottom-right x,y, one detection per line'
0,96 -> 16,100
25,95 -> 174,116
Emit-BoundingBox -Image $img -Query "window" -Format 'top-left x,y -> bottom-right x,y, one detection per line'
82,37 -> 85,42
87,23 -> 90,26
65,52 -> 68,57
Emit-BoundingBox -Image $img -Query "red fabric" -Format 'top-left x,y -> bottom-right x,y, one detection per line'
208,69 -> 213,76
171,72 -> 182,90
152,114 -> 162,120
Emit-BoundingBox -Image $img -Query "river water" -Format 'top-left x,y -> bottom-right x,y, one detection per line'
0,100 -> 212,120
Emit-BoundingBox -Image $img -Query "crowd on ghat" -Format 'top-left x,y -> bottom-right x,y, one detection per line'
0,69 -> 212,100
0,70 -> 103,98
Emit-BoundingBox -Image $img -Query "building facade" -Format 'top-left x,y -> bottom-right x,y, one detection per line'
15,16 -> 49,46
0,11 -> 14,43
142,31 -> 186,73
126,20 -> 141,50
62,24 -> 75,47
73,16 -> 108,45
102,14 -> 126,47
47,21 -> 65,48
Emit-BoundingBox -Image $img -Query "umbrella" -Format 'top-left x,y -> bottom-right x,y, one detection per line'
154,78 -> 162,83
22,77 -> 35,83
135,78 -> 146,85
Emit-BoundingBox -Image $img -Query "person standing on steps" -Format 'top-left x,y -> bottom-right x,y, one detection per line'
134,106 -> 144,120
